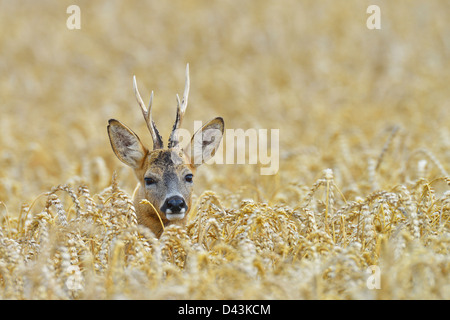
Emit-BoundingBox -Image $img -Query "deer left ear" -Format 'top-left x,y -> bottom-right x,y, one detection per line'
185,117 -> 224,167
107,119 -> 148,169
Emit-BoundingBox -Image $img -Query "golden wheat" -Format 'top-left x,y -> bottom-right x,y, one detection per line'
1,174 -> 448,299
1,0 -> 449,299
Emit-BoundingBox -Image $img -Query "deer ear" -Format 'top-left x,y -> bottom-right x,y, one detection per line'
107,119 -> 148,169
186,117 -> 224,167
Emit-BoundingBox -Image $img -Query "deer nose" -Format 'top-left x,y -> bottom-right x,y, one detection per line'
162,195 -> 187,214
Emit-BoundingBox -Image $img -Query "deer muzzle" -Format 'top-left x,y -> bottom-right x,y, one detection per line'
161,195 -> 188,220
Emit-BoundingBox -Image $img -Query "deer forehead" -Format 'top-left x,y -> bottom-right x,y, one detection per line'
143,149 -> 193,177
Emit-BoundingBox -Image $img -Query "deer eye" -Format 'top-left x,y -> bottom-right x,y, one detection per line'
185,174 -> 193,183
144,177 -> 157,186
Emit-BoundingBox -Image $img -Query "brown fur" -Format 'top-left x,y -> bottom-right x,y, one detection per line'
108,117 -> 223,238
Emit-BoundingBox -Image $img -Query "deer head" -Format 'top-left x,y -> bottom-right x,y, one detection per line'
107,64 -> 224,237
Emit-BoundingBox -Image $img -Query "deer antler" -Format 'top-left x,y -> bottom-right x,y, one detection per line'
168,64 -> 190,148
133,75 -> 163,150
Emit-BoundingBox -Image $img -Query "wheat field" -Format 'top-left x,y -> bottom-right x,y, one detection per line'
0,0 -> 449,300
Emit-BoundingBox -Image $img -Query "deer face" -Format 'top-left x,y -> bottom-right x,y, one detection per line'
107,65 -> 224,232
139,149 -> 194,221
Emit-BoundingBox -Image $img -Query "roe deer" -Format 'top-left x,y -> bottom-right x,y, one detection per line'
107,64 -> 224,238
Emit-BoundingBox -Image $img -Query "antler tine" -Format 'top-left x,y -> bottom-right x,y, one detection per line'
177,63 -> 190,119
169,64 -> 190,148
133,75 -> 163,149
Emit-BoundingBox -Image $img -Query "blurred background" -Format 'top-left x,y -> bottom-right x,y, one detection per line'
1,0 -> 449,212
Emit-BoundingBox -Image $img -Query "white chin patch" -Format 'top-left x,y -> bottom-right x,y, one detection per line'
165,208 -> 186,221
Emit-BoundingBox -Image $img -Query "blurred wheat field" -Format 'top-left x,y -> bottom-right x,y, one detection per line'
0,0 -> 449,299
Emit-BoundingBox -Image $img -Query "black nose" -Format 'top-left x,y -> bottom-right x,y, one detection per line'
161,196 -> 187,214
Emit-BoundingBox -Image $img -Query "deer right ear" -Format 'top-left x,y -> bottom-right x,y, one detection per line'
186,117 -> 224,168
107,119 -> 148,169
